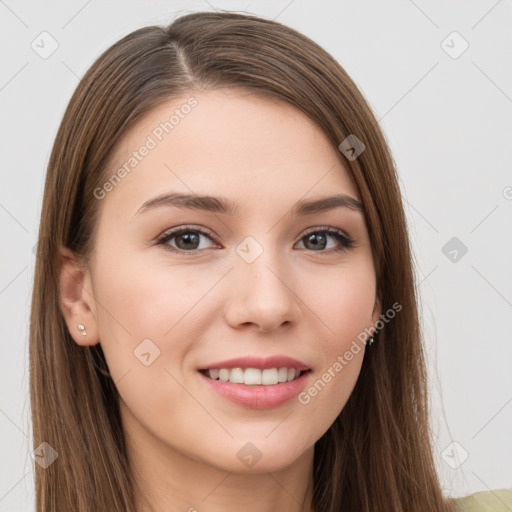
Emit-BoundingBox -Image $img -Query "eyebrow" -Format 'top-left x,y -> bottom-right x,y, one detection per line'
135,192 -> 363,217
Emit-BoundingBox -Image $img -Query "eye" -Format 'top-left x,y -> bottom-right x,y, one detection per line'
156,226 -> 219,253
296,227 -> 354,252
155,225 -> 354,254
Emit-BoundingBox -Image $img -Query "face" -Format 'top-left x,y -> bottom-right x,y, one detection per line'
61,89 -> 380,475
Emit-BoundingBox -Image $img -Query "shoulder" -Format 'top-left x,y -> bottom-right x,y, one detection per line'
452,489 -> 512,511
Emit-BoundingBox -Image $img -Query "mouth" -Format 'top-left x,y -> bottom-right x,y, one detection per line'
198,367 -> 311,385
196,355 -> 312,408
197,366 -> 312,409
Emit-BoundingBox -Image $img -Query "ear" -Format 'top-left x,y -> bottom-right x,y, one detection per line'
370,296 -> 382,333
58,246 -> 99,347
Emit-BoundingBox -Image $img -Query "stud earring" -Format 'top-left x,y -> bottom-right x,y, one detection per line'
77,324 -> 87,336
368,336 -> 374,346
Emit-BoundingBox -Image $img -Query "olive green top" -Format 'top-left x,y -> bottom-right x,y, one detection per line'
454,489 -> 512,511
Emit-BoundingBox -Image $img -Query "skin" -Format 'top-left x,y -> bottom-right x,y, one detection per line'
59,89 -> 381,512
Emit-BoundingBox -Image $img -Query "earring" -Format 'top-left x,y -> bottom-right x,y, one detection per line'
77,324 -> 87,336
368,336 -> 374,346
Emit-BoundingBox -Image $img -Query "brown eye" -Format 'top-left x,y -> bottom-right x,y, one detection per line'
173,231 -> 201,250
297,228 -> 353,252
157,227 -> 218,253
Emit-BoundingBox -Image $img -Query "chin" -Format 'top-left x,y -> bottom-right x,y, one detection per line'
206,438 -> 312,475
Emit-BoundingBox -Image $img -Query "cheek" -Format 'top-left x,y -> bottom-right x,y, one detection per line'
294,263 -> 374,422
305,259 -> 376,343
91,255 -> 213,431
91,246 -> 225,378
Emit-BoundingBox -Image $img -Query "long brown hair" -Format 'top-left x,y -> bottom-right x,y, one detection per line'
30,11 -> 456,511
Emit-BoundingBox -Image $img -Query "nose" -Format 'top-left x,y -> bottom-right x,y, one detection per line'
223,248 -> 302,334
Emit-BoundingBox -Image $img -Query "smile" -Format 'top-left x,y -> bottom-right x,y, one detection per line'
199,367 -> 306,385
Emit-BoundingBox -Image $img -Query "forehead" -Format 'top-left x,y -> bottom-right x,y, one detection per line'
99,89 -> 360,218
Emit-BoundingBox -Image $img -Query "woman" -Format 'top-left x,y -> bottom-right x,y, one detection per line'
29,11 -> 511,511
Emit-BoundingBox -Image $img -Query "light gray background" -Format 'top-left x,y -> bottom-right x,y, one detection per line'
1,1 -> 511,510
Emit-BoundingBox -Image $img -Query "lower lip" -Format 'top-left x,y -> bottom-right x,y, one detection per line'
198,371 -> 311,409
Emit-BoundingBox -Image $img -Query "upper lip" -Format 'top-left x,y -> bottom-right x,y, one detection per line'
198,355 -> 311,371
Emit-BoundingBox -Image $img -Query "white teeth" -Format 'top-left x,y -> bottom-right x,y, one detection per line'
244,368 -> 261,385
278,367 -> 288,382
230,367 -> 244,384
261,368 -> 279,385
204,367 -> 304,385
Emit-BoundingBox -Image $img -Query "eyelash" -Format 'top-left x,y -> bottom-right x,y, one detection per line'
155,225 -> 354,254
